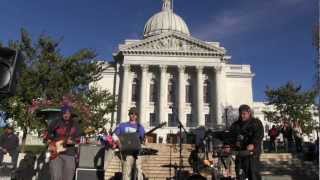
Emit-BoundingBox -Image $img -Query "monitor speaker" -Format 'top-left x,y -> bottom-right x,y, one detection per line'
78,144 -> 105,169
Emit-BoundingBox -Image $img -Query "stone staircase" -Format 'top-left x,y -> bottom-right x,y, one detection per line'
104,143 -> 193,180
104,143 -> 319,180
260,153 -> 319,180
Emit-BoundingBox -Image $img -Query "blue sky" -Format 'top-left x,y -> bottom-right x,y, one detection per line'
0,0 -> 317,101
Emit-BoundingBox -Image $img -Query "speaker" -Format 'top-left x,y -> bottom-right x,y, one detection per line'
78,144 -> 105,169
75,168 -> 104,180
0,47 -> 23,95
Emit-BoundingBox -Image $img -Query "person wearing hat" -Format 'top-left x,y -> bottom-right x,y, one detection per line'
0,125 -> 19,169
229,104 -> 264,180
112,107 -> 145,180
46,106 -> 81,180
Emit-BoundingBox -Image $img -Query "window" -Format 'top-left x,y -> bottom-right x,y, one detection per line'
168,113 -> 177,127
203,79 -> 210,103
186,79 -> 192,103
131,77 -> 139,102
149,113 -> 157,127
168,77 -> 175,103
149,78 -> 157,102
205,114 -> 211,126
186,114 -> 195,127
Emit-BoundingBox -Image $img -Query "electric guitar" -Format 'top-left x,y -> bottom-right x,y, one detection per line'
145,122 -> 167,137
47,139 -> 68,160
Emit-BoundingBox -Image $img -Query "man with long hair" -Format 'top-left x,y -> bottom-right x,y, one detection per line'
47,106 -> 81,180
229,104 -> 264,180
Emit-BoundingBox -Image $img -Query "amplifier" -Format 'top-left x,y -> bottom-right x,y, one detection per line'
75,168 -> 104,180
78,144 -> 105,169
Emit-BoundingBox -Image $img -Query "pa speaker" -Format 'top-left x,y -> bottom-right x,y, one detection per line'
75,168 -> 104,180
0,47 -> 23,95
78,144 -> 105,169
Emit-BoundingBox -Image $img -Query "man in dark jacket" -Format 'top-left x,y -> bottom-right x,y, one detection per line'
0,126 -> 19,169
229,104 -> 264,180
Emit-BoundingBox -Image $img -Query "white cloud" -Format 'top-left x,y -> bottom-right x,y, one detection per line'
193,0 -> 310,41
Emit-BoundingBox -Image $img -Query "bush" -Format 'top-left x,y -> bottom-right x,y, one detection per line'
22,145 -> 47,154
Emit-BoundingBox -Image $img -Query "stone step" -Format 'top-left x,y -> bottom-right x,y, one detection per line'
105,144 -> 318,180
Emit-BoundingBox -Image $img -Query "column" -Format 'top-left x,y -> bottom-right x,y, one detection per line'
120,64 -> 130,122
159,65 -> 167,124
139,65 -> 148,127
178,65 -> 186,126
215,65 -> 225,128
196,66 -> 204,126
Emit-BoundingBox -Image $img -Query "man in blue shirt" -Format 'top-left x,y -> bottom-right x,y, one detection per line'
113,107 -> 145,180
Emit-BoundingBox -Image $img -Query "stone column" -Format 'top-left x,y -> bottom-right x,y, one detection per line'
139,65 -> 148,127
159,65 -> 167,124
120,64 -> 130,122
178,65 -> 186,126
215,65 -> 225,128
196,66 -> 204,126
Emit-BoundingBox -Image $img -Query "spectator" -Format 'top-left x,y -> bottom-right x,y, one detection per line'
268,125 -> 279,152
292,121 -> 303,153
280,121 -> 294,153
0,126 -> 19,169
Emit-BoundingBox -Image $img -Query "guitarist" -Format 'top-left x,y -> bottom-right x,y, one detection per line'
47,106 -> 81,180
112,107 -> 145,180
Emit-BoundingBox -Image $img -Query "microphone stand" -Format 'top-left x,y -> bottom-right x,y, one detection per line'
170,106 -> 187,180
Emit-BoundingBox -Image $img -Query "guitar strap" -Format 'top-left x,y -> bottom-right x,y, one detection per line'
63,120 -> 74,146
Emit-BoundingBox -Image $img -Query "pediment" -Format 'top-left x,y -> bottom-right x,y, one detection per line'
118,32 -> 226,57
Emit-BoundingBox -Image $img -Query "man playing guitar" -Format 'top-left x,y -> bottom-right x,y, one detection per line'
47,106 -> 81,180
112,107 -> 145,180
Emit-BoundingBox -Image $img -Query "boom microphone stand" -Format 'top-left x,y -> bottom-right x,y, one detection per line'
170,105 -> 187,180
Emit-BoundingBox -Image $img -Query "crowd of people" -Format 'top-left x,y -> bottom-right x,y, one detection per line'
267,120 -> 309,153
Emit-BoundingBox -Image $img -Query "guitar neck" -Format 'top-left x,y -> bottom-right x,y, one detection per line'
145,123 -> 166,136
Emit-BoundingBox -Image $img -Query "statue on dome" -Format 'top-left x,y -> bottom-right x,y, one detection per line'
162,0 -> 172,11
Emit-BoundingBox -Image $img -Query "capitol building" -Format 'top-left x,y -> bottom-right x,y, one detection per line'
97,0 -> 277,143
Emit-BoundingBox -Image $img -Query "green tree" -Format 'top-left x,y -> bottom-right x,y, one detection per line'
1,29 -> 116,151
263,82 -> 317,134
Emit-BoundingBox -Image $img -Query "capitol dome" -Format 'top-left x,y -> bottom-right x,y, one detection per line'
143,0 -> 190,38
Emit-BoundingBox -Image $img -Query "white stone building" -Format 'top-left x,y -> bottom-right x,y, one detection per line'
97,0 -> 255,143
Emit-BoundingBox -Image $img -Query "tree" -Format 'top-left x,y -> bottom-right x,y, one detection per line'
263,82 -> 317,134
0,29 -> 116,151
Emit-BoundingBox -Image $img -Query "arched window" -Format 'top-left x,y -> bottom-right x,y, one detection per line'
131,74 -> 139,102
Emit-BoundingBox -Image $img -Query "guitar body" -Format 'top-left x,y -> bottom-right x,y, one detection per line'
48,140 -> 67,160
